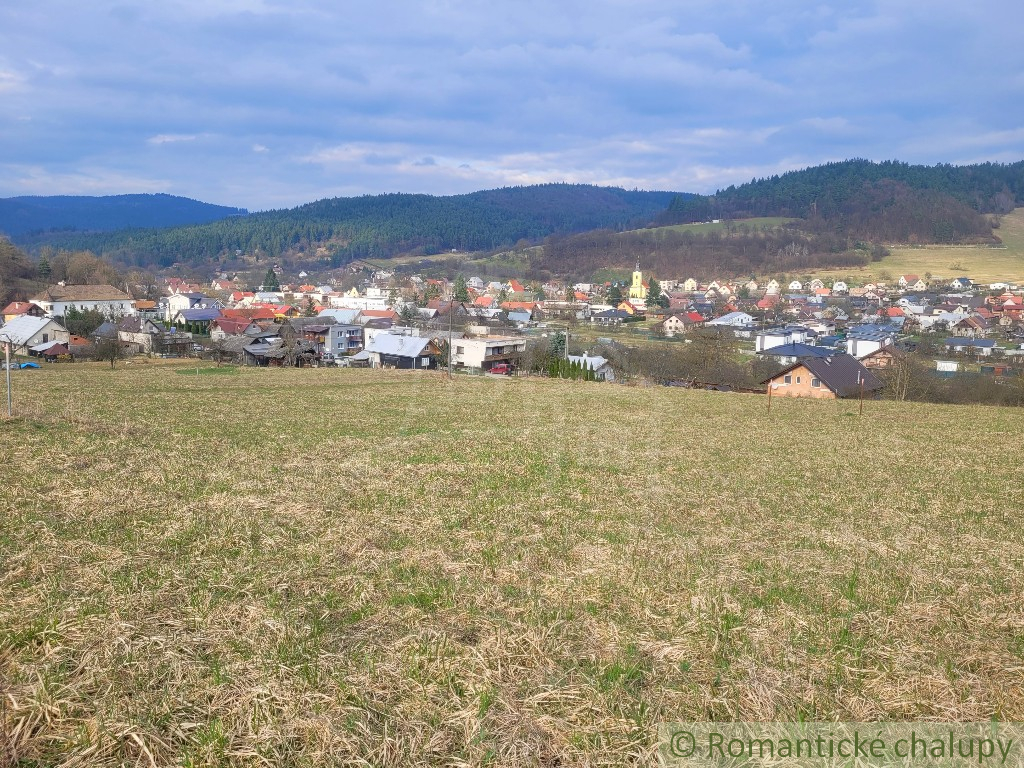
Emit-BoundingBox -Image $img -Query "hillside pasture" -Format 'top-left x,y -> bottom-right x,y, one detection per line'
807,208 -> 1024,285
2,365 -> 1024,765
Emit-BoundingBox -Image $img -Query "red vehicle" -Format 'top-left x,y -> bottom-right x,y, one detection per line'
489,362 -> 513,375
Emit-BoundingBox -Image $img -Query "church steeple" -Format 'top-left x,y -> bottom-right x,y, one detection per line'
629,258 -> 647,300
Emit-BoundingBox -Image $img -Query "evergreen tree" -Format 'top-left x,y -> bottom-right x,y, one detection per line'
608,285 -> 623,302
454,274 -> 470,302
262,269 -> 280,291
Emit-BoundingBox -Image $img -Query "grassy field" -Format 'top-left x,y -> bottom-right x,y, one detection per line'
3,364 -> 1024,766
808,208 -> 1024,285
641,217 -> 796,237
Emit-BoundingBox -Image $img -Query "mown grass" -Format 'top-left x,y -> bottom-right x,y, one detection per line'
2,365 -> 1024,765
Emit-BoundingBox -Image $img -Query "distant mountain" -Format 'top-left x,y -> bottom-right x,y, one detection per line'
0,194 -> 248,238
13,185 -> 682,268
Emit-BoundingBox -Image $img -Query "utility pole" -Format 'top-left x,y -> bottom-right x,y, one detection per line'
1,335 -> 12,418
447,297 -> 453,378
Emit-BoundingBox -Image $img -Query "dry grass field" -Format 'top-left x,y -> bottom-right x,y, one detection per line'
3,364 -> 1024,766
808,208 -> 1024,285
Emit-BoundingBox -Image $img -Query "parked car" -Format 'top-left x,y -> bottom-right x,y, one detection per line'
489,362 -> 513,375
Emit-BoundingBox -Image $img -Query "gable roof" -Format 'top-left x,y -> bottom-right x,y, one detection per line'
0,315 -> 64,345
33,284 -> 132,302
765,354 -> 882,395
364,333 -> 433,358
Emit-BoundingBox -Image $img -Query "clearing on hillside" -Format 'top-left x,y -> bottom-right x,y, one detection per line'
2,365 -> 1023,765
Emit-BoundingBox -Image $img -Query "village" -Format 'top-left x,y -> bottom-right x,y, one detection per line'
2,259 -> 1024,401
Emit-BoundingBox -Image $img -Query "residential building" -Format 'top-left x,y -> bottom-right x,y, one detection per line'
450,336 -> 526,372
0,316 -> 70,354
762,354 -> 883,400
31,284 -> 136,318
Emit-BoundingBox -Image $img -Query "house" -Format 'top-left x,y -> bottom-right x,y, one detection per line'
756,342 -> 835,366
567,353 -> 615,382
450,336 -> 527,372
661,312 -> 705,337
951,315 -> 991,338
764,279 -> 780,295
209,318 -> 263,340
31,284 -> 136,318
945,338 -> 996,356
0,316 -> 70,355
846,326 -> 896,359
706,311 -> 755,328
762,354 -> 883,400
755,327 -> 811,352
788,280 -> 803,291
363,333 -> 440,370
2,301 -> 45,323
860,346 -> 902,369
949,277 -> 974,291
831,281 -> 848,294
590,309 -> 629,325
117,317 -> 166,353
173,307 -> 222,333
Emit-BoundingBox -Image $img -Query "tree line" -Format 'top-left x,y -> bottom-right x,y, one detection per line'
14,185 -> 677,270
657,159 -> 1022,243
535,226 -> 876,282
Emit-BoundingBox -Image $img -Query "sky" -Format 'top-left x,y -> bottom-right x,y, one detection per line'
1,0 -> 1023,211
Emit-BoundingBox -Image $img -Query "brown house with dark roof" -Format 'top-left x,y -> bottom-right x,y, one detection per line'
762,354 -> 882,400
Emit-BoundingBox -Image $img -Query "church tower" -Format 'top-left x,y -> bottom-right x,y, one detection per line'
628,258 -> 648,300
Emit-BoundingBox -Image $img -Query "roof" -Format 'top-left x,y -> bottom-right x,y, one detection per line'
0,315 -> 64,345
176,308 -> 223,322
758,342 -> 835,359
364,333 -> 433,358
33,284 -> 132,302
765,354 -> 883,396
945,338 -> 996,348
2,301 -> 43,316
567,354 -> 609,371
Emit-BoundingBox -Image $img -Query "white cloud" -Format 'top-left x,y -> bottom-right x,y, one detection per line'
146,133 -> 198,145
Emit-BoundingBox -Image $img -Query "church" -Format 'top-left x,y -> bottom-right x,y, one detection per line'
628,259 -> 648,301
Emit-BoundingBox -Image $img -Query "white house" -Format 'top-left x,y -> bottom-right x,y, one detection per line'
450,336 -> 526,371
32,284 -> 136,319
756,327 -> 810,352
0,316 -> 70,354
831,281 -> 849,294
846,327 -> 895,359
706,311 -> 755,327
567,353 -> 615,382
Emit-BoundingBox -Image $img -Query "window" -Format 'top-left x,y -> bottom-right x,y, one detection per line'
811,378 -> 821,388
42,333 -> 48,343
456,346 -> 464,354
796,376 -> 801,384
783,374 -> 792,384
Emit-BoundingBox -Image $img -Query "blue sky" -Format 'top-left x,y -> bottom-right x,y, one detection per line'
1,0 -> 1022,211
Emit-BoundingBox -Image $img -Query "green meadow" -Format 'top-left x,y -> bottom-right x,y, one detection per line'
2,364 -> 1023,765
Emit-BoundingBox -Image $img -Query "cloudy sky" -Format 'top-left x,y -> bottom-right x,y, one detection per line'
1,0 -> 1022,210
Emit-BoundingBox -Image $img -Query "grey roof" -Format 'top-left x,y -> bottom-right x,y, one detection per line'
318,309 -> 361,324
757,342 -> 835,359
945,338 -> 996,348
364,333 -> 433,358
0,315 -> 64,345
567,354 -> 609,371
176,308 -> 222,322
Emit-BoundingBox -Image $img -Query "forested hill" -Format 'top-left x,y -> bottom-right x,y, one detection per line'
13,185 -> 681,268
0,194 -> 248,238
656,159 -> 1024,244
